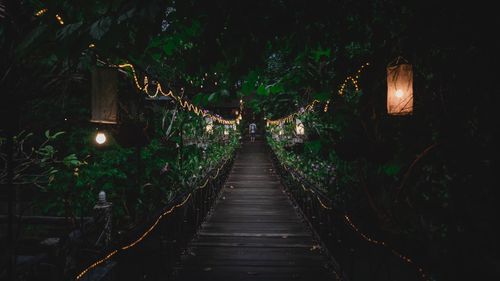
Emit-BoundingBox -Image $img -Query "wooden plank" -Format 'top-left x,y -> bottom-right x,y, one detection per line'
174,141 -> 334,281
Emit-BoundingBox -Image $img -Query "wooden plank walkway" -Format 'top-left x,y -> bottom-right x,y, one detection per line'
174,140 -> 335,281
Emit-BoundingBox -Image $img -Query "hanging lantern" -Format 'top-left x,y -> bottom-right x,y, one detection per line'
205,117 -> 213,134
387,58 -> 413,115
223,124 -> 231,136
90,67 -> 118,124
295,119 -> 305,136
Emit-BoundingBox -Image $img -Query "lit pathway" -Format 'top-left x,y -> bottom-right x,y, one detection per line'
174,140 -> 335,281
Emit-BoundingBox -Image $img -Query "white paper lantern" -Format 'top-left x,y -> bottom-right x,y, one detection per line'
205,117 -> 213,133
295,119 -> 305,136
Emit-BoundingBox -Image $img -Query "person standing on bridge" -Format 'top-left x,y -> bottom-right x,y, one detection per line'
249,121 -> 257,142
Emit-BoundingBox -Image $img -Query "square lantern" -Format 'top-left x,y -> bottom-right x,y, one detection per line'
205,117 -> 213,134
295,119 -> 305,136
224,124 -> 231,136
278,127 -> 284,137
387,61 -> 413,115
90,67 -> 118,124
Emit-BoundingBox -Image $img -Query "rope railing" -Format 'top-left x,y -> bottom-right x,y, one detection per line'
75,154 -> 235,280
268,146 -> 431,281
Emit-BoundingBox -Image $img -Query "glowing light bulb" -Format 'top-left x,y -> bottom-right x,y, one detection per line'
95,132 -> 107,144
55,14 -> 64,25
395,89 -> 404,98
35,8 -> 48,16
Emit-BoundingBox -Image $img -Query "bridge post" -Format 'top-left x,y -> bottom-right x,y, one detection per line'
94,191 -> 113,248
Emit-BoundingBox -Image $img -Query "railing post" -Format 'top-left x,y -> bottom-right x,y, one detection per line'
94,191 -> 113,249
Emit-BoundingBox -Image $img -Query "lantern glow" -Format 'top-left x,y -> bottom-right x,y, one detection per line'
387,61 -> 413,115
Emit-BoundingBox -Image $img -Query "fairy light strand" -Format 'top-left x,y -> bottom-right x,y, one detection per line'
280,160 -> 429,281
343,215 -> 429,280
338,62 -> 370,96
323,62 -> 370,112
75,159 -> 231,280
323,100 -> 330,112
55,14 -> 64,25
35,8 -> 48,17
267,100 -> 319,126
114,63 -> 239,125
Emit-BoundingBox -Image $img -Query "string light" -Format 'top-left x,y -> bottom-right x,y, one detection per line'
323,100 -> 330,112
76,158 -> 231,280
55,14 -> 64,25
279,160 -> 429,281
267,63 -> 369,123
35,8 -> 48,17
113,63 -> 239,125
338,62 -> 369,96
343,215 -> 429,280
267,100 -> 319,126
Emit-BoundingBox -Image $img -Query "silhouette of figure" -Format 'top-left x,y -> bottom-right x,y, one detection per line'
249,122 -> 257,142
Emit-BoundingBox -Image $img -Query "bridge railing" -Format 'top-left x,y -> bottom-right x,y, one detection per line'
75,155 -> 235,281
268,147 -> 429,281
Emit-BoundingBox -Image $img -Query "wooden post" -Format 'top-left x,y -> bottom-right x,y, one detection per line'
94,191 -> 113,248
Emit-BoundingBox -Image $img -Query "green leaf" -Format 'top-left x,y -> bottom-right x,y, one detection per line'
90,16 -> 113,40
256,84 -> 267,96
313,92 -> 330,102
117,9 -> 136,24
63,154 -> 80,167
56,22 -> 83,40
312,47 -> 331,62
382,163 -> 401,176
269,83 -> 284,94
50,131 -> 65,140
162,39 -> 177,56
16,25 -> 47,55
305,140 -> 322,156
208,92 -> 217,102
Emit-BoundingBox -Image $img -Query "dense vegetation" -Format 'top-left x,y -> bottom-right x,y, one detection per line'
1,0 -> 498,280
